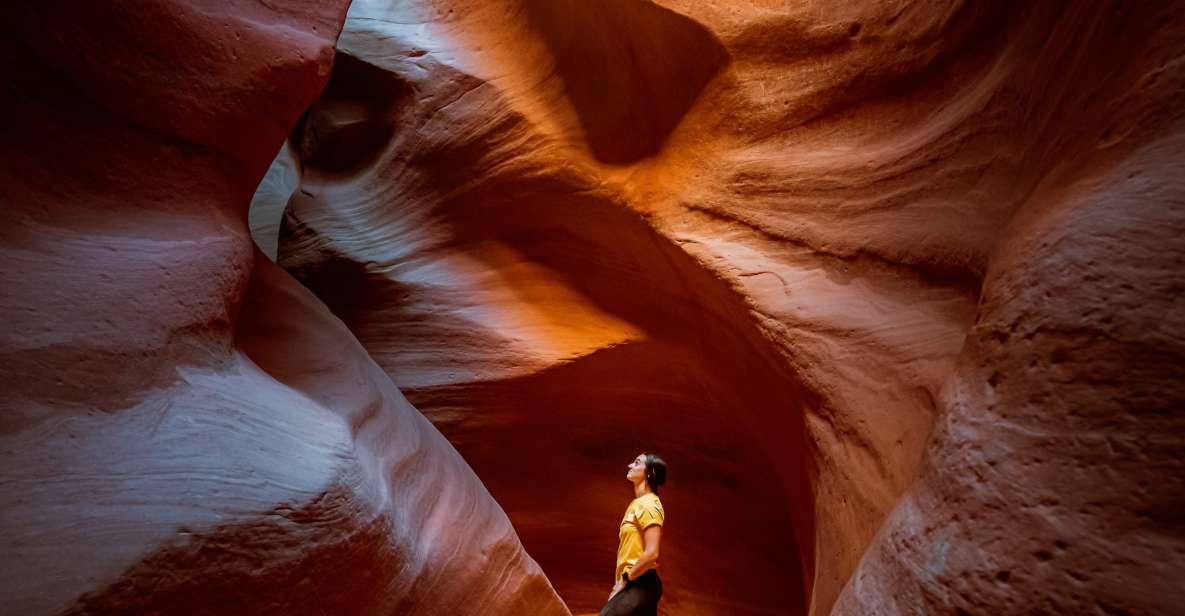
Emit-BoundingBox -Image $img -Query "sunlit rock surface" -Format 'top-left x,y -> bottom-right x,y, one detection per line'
1,2 -> 568,614
268,1 -> 1185,614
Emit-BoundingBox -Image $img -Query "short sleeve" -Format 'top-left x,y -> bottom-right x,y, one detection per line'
636,499 -> 664,529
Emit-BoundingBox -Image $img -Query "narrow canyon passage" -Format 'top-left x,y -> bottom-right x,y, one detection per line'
281,179 -> 817,612
260,1 -> 1185,614
3,0 -> 1184,615
266,4 -> 819,609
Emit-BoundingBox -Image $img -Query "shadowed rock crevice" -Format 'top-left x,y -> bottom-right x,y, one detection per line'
291,52 -> 415,177
522,0 -> 729,164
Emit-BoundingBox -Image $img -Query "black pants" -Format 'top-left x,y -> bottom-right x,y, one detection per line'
600,570 -> 663,616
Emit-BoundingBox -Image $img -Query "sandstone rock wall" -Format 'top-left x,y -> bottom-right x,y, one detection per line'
1,2 -> 568,614
2,0 -> 1180,614
268,1 -> 1185,614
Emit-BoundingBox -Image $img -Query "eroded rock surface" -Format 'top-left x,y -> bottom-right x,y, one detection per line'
834,92 -> 1185,616
1,2 -> 568,614
268,1 -> 1185,614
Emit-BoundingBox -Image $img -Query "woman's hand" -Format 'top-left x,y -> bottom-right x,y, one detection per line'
608,580 -> 624,601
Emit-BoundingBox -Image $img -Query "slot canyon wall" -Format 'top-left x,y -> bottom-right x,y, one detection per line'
1,2 -> 567,615
0,1 -> 1182,616
265,0 -> 1185,615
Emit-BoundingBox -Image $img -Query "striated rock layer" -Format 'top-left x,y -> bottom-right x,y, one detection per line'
0,2 -> 568,615
269,0 -> 1185,614
834,119 -> 1185,615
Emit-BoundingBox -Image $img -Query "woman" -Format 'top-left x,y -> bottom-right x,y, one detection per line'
600,452 -> 668,616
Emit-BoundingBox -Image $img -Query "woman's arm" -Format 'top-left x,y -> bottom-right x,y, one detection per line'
625,525 -> 662,580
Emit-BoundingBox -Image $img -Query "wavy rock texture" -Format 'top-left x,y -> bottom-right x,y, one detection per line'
0,2 -> 568,615
269,1 -> 1185,614
250,142 -> 301,260
834,121 -> 1185,615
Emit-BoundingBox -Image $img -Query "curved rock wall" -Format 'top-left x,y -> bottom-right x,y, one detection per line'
835,121 -> 1185,615
3,0 -> 1179,614
269,0 -> 1185,614
1,2 -> 568,614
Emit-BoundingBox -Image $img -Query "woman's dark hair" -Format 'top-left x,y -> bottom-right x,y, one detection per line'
644,453 -> 668,494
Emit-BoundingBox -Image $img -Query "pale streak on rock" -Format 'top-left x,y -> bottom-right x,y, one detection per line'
249,141 -> 301,261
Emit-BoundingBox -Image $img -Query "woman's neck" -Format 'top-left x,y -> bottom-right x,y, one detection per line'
633,481 -> 653,499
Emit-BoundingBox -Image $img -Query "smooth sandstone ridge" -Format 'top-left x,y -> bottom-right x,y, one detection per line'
265,1 -> 1185,615
1,2 -> 568,615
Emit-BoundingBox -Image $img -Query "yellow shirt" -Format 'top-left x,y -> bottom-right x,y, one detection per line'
615,492 -> 664,580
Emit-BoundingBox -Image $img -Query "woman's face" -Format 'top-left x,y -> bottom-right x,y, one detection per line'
627,453 -> 647,483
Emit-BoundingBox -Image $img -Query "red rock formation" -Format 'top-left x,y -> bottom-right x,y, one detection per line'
1,2 -> 567,614
4,0 -> 1180,613
833,4 -> 1185,612
271,0 -> 1185,614
835,124 -> 1185,615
